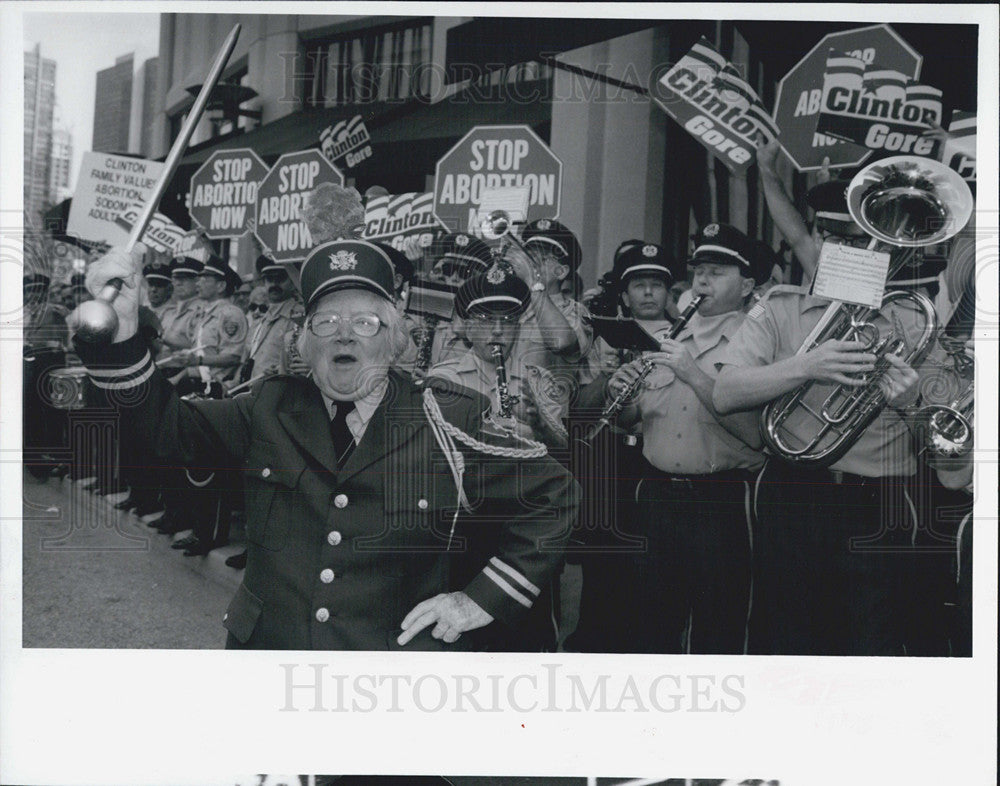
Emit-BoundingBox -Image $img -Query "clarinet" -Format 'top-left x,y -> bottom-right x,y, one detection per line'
413,316 -> 439,382
490,342 -> 519,420
586,295 -> 705,441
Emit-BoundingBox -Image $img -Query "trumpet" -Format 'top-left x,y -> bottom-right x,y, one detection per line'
918,340 -> 974,460
479,210 -> 539,278
490,342 -> 519,421
587,294 -> 704,441
761,156 -> 974,468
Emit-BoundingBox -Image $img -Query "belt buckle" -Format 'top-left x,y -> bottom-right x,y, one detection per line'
830,470 -> 846,485
669,475 -> 694,491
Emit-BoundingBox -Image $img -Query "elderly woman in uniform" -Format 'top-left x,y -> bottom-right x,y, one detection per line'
76,239 -> 577,651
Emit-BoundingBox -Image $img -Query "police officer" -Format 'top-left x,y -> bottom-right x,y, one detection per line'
172,256 -> 248,392
156,256 -> 205,372
714,223 -> 932,655
607,226 -> 767,654
76,239 -> 577,650
240,255 -> 303,384
143,258 -> 174,320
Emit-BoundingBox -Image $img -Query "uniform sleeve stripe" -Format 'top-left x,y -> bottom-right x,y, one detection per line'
87,352 -> 153,378
488,557 -> 540,597
89,358 -> 155,389
482,566 -> 533,608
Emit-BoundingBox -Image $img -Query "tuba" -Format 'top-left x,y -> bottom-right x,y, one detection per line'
761,156 -> 974,468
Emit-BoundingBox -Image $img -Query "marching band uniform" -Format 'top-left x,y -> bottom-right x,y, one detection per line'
513,220 -> 593,382
399,232 -> 492,378
623,230 -> 765,654
75,240 -> 577,650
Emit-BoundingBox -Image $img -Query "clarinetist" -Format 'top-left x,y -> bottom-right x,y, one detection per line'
605,228 -> 768,654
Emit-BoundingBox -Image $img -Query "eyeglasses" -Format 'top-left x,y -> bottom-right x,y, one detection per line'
247,303 -> 269,313
307,312 -> 384,338
262,272 -> 289,283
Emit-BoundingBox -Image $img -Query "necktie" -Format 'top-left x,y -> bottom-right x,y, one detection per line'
330,400 -> 357,468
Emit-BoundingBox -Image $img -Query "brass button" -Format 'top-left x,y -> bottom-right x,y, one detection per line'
315,607 -> 330,623
334,494 -> 348,509
417,498 -> 429,510
320,569 -> 335,584
261,467 -> 271,478
327,531 -> 342,546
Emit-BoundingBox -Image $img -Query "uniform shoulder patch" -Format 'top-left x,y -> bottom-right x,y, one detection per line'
746,301 -> 766,320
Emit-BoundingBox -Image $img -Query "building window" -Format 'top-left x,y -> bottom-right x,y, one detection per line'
304,19 -> 433,107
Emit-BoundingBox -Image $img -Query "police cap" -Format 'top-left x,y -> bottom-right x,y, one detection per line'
455,263 -> 531,320
522,218 -> 583,272
300,239 -> 396,310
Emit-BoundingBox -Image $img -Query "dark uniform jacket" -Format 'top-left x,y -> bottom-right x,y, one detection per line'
76,334 -> 578,651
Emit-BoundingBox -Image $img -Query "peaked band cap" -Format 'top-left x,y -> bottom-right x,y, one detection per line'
300,239 -> 397,309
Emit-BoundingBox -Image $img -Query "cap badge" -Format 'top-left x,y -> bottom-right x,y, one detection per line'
642,245 -> 658,258
455,234 -> 469,247
329,250 -> 359,271
537,219 -> 551,231
486,265 -> 506,285
703,224 -> 719,238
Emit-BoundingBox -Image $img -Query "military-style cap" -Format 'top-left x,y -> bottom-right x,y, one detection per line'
806,179 -> 854,223
143,260 -> 172,284
455,263 -> 531,320
522,218 -> 583,272
612,242 -> 674,286
435,232 -> 493,274
255,253 -> 284,276
300,239 -> 396,310
689,223 -> 755,273
373,241 -> 414,287
200,256 -> 242,292
171,256 -> 204,276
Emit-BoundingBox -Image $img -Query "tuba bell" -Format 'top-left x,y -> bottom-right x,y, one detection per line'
760,156 -> 974,468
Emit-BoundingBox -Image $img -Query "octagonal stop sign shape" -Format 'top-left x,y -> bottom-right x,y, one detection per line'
773,24 -> 922,171
433,125 -> 562,232
189,149 -> 269,239
254,149 -> 344,263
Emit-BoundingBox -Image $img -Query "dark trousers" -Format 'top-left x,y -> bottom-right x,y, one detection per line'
632,469 -> 753,654
750,460 -> 916,656
565,431 -> 648,653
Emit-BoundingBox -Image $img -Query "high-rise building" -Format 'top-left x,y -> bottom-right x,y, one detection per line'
128,56 -> 158,157
24,44 -> 56,228
92,53 -> 134,154
49,123 -> 74,205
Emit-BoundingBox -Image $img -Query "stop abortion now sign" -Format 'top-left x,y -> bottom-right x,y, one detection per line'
188,149 -> 268,239
253,150 -> 345,263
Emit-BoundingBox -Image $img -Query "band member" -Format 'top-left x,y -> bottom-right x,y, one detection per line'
504,219 -> 592,385
430,263 -> 570,450
76,240 -> 577,650
714,206 -> 934,654
607,227 -> 767,653
239,255 -> 303,384
401,232 -> 493,379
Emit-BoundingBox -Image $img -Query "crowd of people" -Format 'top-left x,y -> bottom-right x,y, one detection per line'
23,151 -> 976,655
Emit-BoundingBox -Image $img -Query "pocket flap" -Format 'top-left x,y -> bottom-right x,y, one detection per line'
223,583 -> 263,645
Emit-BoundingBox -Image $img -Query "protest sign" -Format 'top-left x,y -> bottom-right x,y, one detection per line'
653,37 -> 779,174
